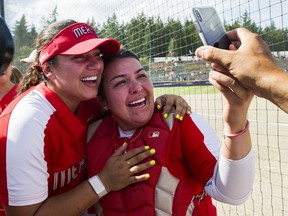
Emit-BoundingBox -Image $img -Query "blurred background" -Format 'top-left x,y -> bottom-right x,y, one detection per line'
1,0 -> 288,215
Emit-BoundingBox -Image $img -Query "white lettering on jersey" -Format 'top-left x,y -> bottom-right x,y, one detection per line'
53,158 -> 85,190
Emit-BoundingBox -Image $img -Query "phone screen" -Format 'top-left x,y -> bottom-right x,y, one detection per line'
191,6 -> 229,49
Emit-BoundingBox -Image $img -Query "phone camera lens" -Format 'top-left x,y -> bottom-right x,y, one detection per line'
194,9 -> 203,22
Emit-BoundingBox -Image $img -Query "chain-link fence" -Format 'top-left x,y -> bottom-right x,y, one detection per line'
5,0 -> 288,215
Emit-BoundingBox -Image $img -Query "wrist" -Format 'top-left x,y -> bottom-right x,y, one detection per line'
88,175 -> 108,198
223,120 -> 250,138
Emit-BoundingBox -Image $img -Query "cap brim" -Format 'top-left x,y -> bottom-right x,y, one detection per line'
61,38 -> 120,56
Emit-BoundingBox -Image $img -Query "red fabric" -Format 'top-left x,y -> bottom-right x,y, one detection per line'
167,114 -> 217,188
87,109 -> 217,215
36,83 -> 87,197
39,23 -> 120,65
0,202 -> 5,216
0,84 -> 18,115
0,84 -> 27,205
76,97 -> 103,126
0,83 -> 87,205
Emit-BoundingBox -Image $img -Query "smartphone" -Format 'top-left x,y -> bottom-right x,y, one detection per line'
191,6 -> 230,49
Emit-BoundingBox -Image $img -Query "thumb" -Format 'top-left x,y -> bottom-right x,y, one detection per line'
195,46 -> 234,70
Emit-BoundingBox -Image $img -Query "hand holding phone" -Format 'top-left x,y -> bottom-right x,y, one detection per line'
191,6 -> 230,49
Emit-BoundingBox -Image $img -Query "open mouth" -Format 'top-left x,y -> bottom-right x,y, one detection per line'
81,76 -> 97,83
128,98 -> 146,108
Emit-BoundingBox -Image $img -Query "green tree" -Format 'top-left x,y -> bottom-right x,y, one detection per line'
101,13 -> 121,40
164,18 -> 183,56
182,19 -> 198,56
241,11 -> 260,33
262,22 -> 288,51
125,12 -> 149,57
168,37 -> 176,56
225,19 -> 241,31
13,15 -> 30,52
87,16 -> 103,37
28,25 -> 38,46
148,16 -> 165,57
12,15 -> 38,73
40,5 -> 58,28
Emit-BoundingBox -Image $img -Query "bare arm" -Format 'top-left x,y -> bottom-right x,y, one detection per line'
208,69 -> 254,159
195,27 -> 288,113
4,144 -> 155,216
205,70 -> 254,204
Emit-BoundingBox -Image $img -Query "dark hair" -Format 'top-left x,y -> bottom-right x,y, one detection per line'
98,49 -> 140,101
102,49 -> 139,66
10,66 -> 22,84
17,19 -> 77,95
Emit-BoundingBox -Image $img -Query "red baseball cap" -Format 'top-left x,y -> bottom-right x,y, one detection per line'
39,22 -> 120,65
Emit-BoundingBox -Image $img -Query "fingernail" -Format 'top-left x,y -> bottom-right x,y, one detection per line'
163,113 -> 168,119
150,160 -> 156,165
144,146 -> 150,150
145,174 -> 150,179
175,114 -> 180,119
179,116 -> 183,121
209,70 -> 215,76
157,104 -> 161,110
150,149 -> 156,154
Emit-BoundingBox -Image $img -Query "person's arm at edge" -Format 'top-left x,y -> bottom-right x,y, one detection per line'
191,112 -> 254,204
205,69 -> 254,204
257,67 -> 288,113
195,27 -> 288,113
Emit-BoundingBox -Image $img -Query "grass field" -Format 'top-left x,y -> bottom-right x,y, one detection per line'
153,85 -> 218,97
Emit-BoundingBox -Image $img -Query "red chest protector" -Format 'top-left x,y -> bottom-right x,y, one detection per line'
87,110 -> 217,216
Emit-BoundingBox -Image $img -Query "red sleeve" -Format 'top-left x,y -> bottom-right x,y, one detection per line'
167,115 -> 216,189
0,84 -> 18,114
180,115 -> 217,187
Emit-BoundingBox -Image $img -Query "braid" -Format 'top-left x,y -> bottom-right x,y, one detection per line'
17,66 -> 42,95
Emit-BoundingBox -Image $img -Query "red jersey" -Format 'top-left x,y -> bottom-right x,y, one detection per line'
87,110 -> 217,215
0,84 -> 18,114
0,84 -> 18,215
0,82 -> 87,206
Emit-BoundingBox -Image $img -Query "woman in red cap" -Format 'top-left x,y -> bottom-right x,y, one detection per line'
0,19 -> 190,216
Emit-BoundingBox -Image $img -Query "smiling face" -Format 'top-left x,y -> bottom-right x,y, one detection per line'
102,57 -> 154,131
44,49 -> 103,111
